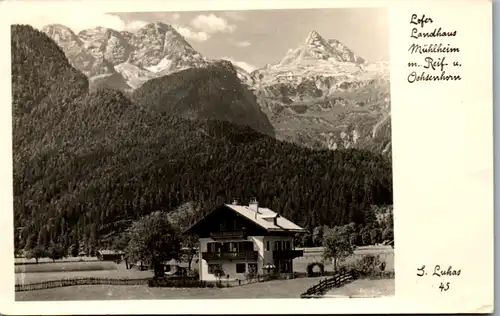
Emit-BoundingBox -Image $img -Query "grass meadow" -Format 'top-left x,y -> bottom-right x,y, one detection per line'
15,261 -> 119,274
324,278 -> 395,298
16,277 -> 327,300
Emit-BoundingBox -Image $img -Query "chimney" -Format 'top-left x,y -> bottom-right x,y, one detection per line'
249,198 -> 259,213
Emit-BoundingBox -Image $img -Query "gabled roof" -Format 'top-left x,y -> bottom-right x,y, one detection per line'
225,204 -> 305,232
184,203 -> 306,234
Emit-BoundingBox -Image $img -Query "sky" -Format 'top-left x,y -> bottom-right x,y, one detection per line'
15,8 -> 389,72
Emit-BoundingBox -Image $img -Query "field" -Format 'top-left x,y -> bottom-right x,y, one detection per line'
15,246 -> 394,301
15,269 -> 153,284
15,258 -> 153,284
14,256 -> 98,265
15,261 -> 119,274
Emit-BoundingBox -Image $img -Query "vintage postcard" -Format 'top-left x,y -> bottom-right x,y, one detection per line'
0,0 -> 493,314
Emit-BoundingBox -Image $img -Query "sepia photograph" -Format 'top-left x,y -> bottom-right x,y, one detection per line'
13,5 -> 392,302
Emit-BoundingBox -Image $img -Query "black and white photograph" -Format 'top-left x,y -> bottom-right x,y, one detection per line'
12,6 -> 394,301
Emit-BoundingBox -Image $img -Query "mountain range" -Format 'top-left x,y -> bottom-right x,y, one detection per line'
41,22 -> 391,153
11,24 -> 393,253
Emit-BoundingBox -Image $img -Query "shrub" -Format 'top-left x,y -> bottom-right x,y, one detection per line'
245,271 -> 257,281
342,254 -> 395,279
189,268 -> 200,279
307,262 -> 325,277
213,266 -> 225,281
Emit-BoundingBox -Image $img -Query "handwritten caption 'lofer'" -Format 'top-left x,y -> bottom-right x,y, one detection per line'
416,265 -> 461,292
407,14 -> 462,83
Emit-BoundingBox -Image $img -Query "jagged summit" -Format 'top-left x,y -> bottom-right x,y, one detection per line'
41,21 -> 211,89
304,30 -> 323,44
251,29 -> 389,154
42,24 -> 80,42
277,30 -> 366,65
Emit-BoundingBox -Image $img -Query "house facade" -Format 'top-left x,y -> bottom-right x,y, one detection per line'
184,200 -> 306,281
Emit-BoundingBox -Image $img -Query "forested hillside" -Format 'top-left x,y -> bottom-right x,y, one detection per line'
131,61 -> 275,137
12,25 -> 392,255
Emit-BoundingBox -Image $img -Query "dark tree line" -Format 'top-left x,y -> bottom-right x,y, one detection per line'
11,25 -> 393,256
296,205 -> 394,248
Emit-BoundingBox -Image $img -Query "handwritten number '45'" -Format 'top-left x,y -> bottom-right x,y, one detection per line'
439,282 -> 450,292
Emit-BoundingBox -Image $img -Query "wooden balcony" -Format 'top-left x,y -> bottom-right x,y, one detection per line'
209,230 -> 246,239
202,251 -> 258,261
273,249 -> 304,259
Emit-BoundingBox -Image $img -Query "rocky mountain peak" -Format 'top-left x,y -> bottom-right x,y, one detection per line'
278,30 -> 366,65
77,26 -> 131,65
304,29 -> 327,46
42,24 -> 80,43
327,39 -> 366,64
128,22 -> 205,71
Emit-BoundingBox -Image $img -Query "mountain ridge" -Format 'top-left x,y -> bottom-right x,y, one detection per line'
251,30 -> 391,155
40,23 -> 391,154
12,24 -> 393,255
42,22 -> 211,91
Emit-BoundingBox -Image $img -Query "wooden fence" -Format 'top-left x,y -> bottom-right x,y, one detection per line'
16,271 -> 325,292
300,270 -> 356,298
150,272 -> 296,288
15,272 -> 296,292
15,277 -> 150,292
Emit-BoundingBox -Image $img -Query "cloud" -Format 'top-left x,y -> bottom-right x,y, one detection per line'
173,25 -> 210,42
235,41 -> 251,48
13,11 -> 127,33
223,11 -> 246,21
191,14 -> 235,34
220,57 -> 256,73
124,20 -> 149,32
12,11 -> 154,34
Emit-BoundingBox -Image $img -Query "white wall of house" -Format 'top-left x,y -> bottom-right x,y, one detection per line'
250,236 -> 264,274
198,236 -> 265,281
197,235 -> 297,280
262,235 -> 295,268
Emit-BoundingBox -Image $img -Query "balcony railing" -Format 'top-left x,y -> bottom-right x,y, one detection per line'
202,251 -> 258,261
273,249 -> 304,259
209,231 -> 246,239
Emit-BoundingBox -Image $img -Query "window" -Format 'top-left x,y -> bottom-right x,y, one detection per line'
207,242 -> 221,252
265,241 -> 270,251
229,242 -> 238,252
274,240 -> 282,251
283,240 -> 291,250
236,263 -> 246,273
208,264 -> 222,274
248,263 -> 257,274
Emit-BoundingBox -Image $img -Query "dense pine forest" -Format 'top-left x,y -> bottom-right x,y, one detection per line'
12,25 -> 393,255
131,61 -> 275,137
